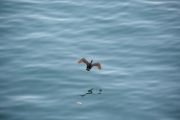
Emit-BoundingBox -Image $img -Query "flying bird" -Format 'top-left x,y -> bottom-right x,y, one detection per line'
78,58 -> 101,71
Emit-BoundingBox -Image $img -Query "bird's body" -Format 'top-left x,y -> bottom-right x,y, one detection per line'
86,60 -> 93,71
78,58 -> 101,71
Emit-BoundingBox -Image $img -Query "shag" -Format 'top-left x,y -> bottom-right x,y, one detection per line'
78,58 -> 101,71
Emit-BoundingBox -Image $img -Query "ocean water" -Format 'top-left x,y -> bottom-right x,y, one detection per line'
0,0 -> 180,120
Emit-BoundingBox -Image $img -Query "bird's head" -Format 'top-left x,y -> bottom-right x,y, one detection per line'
90,60 -> 93,64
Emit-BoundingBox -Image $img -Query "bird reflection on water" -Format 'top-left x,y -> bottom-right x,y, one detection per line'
80,88 -> 102,97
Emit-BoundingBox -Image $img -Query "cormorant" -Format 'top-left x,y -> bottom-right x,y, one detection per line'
78,58 -> 101,71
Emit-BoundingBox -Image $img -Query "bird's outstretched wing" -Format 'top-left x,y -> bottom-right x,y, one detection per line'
78,58 -> 89,65
92,63 -> 101,70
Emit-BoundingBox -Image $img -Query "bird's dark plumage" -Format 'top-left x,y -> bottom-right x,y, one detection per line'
78,58 -> 101,71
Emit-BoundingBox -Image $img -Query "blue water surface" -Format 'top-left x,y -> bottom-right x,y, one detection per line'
0,0 -> 180,120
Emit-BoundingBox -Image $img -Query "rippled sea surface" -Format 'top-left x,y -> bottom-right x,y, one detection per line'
1,0 -> 180,120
